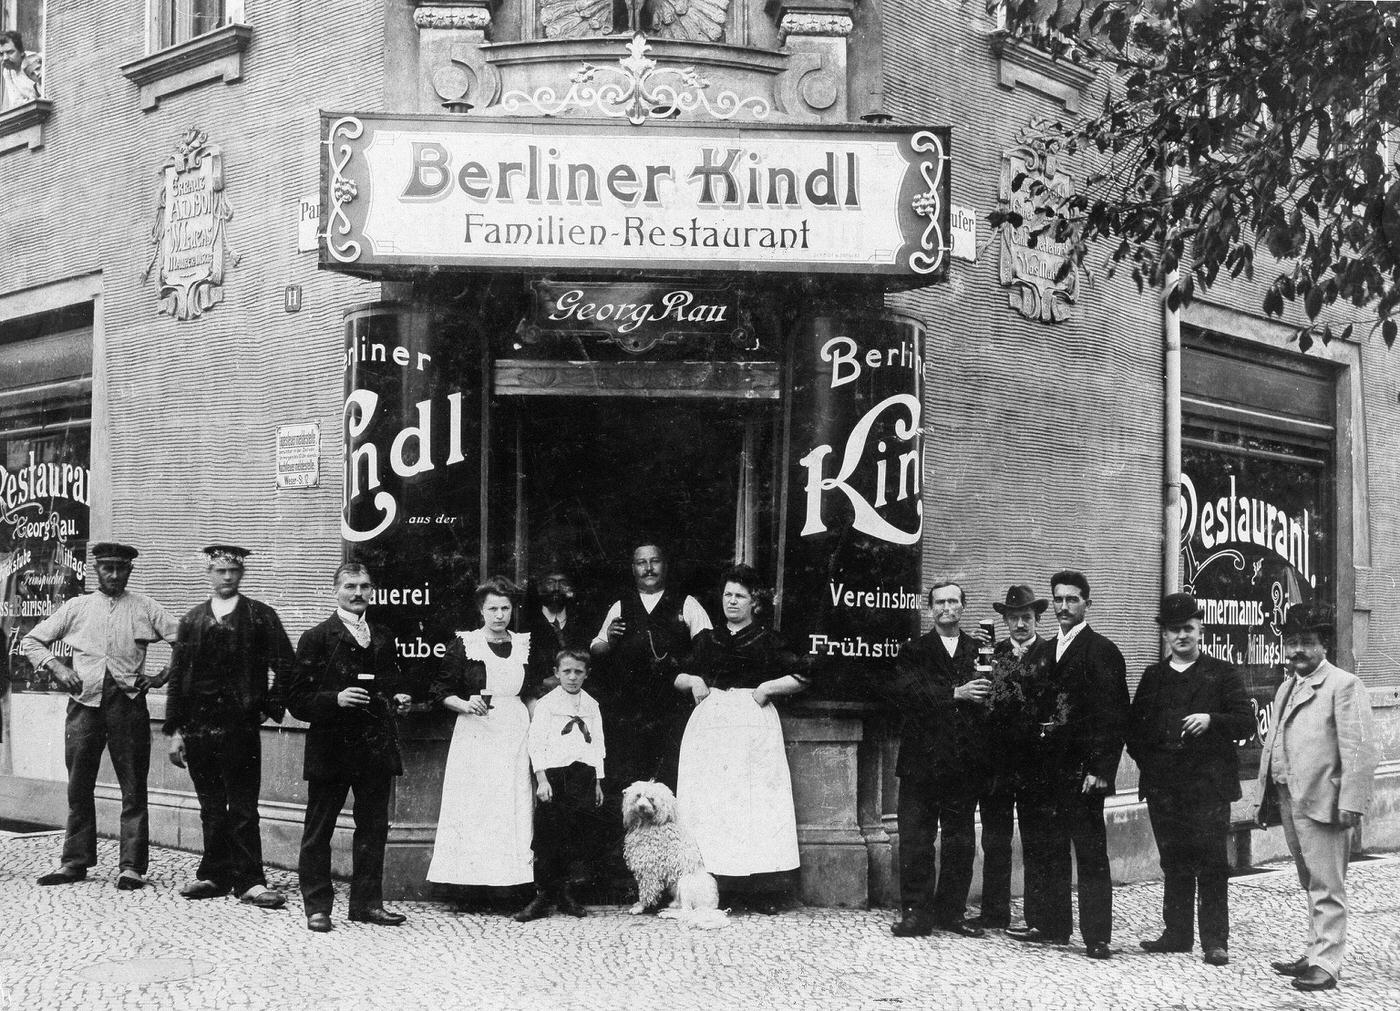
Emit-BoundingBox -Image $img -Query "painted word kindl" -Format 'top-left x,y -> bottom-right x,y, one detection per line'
323,116 -> 950,281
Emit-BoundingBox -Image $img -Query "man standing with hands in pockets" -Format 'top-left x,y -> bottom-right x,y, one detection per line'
887,580 -> 991,939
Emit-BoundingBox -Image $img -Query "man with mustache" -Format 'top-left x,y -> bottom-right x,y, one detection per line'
1255,604 -> 1378,992
22,542 -> 179,890
0,31 -> 41,112
1008,570 -> 1129,959
289,562 -> 414,933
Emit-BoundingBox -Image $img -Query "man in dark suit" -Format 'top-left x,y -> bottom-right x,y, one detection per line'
1127,593 -> 1254,966
522,570 -> 591,700
1008,570 -> 1130,959
289,562 -> 413,933
971,583 -> 1047,931
887,580 -> 990,939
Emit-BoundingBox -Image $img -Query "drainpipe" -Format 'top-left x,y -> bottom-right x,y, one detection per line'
1163,164 -> 1182,596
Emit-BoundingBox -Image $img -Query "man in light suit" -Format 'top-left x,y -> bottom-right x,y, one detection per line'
1255,605 -> 1378,992
886,580 -> 990,939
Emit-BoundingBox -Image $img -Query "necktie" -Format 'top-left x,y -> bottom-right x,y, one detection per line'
561,716 -> 592,743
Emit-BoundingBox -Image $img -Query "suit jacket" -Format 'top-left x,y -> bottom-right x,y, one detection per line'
1255,660 -> 1379,824
288,614 -> 408,781
163,596 -> 297,734
1024,626 -> 1130,793
1127,652 -> 1254,802
889,628 -> 988,785
522,607 -> 591,698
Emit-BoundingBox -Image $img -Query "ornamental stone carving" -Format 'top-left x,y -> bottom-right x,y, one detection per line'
414,7 -> 493,31
778,13 -> 854,39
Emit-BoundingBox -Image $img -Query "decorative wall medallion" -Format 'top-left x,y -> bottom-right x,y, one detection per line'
539,0 -> 730,42
142,128 -> 239,320
996,122 -> 1081,323
500,33 -> 769,125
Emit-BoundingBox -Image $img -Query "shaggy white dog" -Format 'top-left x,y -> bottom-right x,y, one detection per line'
620,780 -> 728,929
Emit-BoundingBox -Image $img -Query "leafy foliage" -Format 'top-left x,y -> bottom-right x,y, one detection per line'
989,0 -> 1400,351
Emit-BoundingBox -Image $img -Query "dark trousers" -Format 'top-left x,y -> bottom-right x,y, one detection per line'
62,676 -> 151,873
298,773 -> 392,916
977,778 -> 1021,924
1020,790 -> 1113,944
1146,791 -> 1231,948
603,710 -> 684,792
185,720 -> 266,894
533,763 -> 609,892
896,772 -> 977,924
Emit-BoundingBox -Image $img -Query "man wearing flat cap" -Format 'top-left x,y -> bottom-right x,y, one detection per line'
1255,604 -> 1378,992
21,542 -> 179,890
1127,593 -> 1253,967
971,584 -> 1048,931
164,545 -> 298,909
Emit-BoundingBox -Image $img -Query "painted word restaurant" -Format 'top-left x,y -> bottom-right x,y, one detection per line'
1,1 -> 1396,904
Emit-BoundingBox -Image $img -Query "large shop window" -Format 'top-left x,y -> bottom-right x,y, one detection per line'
0,304 -> 91,695
1179,328 -> 1336,775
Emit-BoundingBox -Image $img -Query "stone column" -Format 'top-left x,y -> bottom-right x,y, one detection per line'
774,0 -> 855,122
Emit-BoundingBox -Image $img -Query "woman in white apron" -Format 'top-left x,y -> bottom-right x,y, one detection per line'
675,564 -> 812,912
427,576 -> 534,894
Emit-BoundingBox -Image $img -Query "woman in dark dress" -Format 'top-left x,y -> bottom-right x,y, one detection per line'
674,564 -> 811,910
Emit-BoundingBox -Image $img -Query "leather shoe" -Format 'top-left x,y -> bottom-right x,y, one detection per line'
968,914 -> 1009,931
935,918 -> 986,938
36,866 -> 86,886
890,912 -> 935,937
348,907 -> 407,926
1203,947 -> 1229,966
513,893 -> 553,923
115,871 -> 147,891
1085,942 -> 1113,960
1271,956 -> 1310,977
1006,926 -> 1069,945
1291,966 -> 1337,991
238,886 -> 286,910
180,879 -> 230,900
555,889 -> 588,918
306,913 -> 333,933
1139,934 -> 1192,954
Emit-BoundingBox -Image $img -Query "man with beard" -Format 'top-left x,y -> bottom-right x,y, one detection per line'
1255,605 -> 1378,992
590,542 -> 710,790
887,580 -> 990,939
523,571 -> 591,701
164,544 -> 299,909
971,583 -> 1048,931
1007,570 -> 1129,959
22,542 -> 179,890
1127,593 -> 1253,966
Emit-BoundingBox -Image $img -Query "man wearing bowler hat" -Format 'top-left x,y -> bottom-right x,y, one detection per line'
1255,604 -> 1378,991
164,544 -> 299,909
970,584 -> 1048,931
1007,570 -> 1129,959
1127,593 -> 1253,966
21,542 -> 179,890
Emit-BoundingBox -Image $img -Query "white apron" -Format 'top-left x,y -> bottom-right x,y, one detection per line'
427,630 -> 534,886
676,687 -> 800,876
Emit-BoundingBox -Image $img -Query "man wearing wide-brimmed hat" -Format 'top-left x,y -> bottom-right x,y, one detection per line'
1127,593 -> 1253,967
1255,604 -> 1378,992
21,542 -> 179,890
164,544 -> 299,910
970,584 -> 1048,932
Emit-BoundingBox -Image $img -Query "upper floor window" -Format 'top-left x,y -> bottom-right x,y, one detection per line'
1,0 -> 43,111
155,0 -> 243,51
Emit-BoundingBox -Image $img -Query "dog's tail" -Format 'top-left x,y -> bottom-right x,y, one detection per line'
675,871 -> 728,930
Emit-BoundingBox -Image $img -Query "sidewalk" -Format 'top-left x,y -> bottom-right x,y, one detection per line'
3,831 -> 1398,1010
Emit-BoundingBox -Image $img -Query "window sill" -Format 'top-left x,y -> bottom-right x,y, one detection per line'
992,32 -> 1096,113
0,99 -> 53,154
120,22 -> 253,111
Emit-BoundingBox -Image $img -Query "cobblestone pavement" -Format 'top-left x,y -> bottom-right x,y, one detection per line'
3,832 -> 1398,1010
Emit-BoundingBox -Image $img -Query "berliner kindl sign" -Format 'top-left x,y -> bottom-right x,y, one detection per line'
321,114 -> 950,283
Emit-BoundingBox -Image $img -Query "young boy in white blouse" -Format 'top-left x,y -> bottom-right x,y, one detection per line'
514,648 -> 607,922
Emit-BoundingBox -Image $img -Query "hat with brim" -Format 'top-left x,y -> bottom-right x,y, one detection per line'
1155,592 -> 1204,626
203,544 -> 251,566
90,542 -> 139,563
992,584 -> 1048,615
1279,604 -> 1335,639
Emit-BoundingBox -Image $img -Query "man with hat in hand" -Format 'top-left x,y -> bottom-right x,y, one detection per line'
289,561 -> 414,933
21,542 -> 179,890
970,584 -> 1048,931
164,544 -> 298,909
1127,593 -> 1253,966
1255,604 -> 1378,992
1007,570 -> 1129,959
